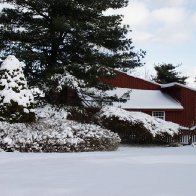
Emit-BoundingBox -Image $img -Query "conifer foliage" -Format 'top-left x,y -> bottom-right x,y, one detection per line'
0,0 -> 144,104
0,55 -> 35,123
153,63 -> 188,85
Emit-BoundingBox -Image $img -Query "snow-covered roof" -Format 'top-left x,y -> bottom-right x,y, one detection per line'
106,88 -> 183,110
161,83 -> 196,92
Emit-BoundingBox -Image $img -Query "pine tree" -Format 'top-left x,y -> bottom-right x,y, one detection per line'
153,63 -> 188,85
0,0 -> 145,104
0,55 -> 35,123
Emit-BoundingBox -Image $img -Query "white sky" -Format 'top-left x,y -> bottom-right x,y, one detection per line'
107,0 -> 196,87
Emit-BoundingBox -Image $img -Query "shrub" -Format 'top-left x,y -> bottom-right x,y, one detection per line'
97,114 -> 153,143
96,106 -> 180,144
0,120 -> 120,152
0,56 -> 35,123
67,106 -> 98,123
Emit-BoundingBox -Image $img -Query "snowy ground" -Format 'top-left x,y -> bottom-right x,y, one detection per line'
0,145 -> 196,196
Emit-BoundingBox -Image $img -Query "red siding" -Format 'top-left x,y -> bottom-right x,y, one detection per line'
128,87 -> 196,127
102,72 -> 160,90
126,109 -> 184,125
102,72 -> 196,127
162,86 -> 196,127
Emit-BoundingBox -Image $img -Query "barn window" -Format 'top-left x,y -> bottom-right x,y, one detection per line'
152,111 -> 165,120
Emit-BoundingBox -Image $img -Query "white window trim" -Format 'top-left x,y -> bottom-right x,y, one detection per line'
152,111 -> 165,120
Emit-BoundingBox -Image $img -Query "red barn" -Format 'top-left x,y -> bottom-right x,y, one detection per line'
103,71 -> 196,128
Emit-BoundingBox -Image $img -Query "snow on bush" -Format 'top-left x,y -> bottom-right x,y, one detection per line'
0,55 -> 35,122
35,104 -> 68,120
30,87 -> 45,104
97,106 -> 180,143
53,71 -> 85,92
0,120 -> 120,152
0,104 -> 120,152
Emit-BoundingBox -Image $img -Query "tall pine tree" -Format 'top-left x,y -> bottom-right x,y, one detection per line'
153,63 -> 188,85
0,0 -> 145,104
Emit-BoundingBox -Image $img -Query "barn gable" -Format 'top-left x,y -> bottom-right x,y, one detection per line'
102,71 -> 160,90
161,83 -> 196,127
103,72 -> 196,128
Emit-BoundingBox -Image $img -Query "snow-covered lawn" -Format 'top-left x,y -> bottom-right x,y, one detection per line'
0,146 -> 196,196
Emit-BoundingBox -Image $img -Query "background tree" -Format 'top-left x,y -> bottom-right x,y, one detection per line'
0,0 -> 145,105
152,63 -> 188,85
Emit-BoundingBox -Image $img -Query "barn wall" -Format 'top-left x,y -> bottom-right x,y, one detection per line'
127,94 -> 195,127
126,109 -> 183,125
102,72 -> 160,90
102,72 -> 196,127
160,86 -> 196,127
123,86 -> 196,127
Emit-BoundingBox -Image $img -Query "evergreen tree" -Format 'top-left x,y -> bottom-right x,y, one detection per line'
0,55 -> 35,123
0,0 -> 145,104
153,63 -> 188,85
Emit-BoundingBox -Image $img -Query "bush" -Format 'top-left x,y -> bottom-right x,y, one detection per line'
97,115 -> 154,143
67,106 -> 98,123
0,120 -> 120,152
96,106 -> 180,144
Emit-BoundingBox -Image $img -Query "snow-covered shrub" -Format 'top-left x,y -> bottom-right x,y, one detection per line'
30,87 -> 45,105
35,104 -> 68,120
0,120 -> 120,152
36,104 -> 95,123
0,55 -> 35,123
97,106 -> 180,144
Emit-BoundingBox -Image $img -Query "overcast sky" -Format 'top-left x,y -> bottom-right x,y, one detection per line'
107,0 -> 196,87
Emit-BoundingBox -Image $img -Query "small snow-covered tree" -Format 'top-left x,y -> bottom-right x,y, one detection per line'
0,55 -> 35,123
